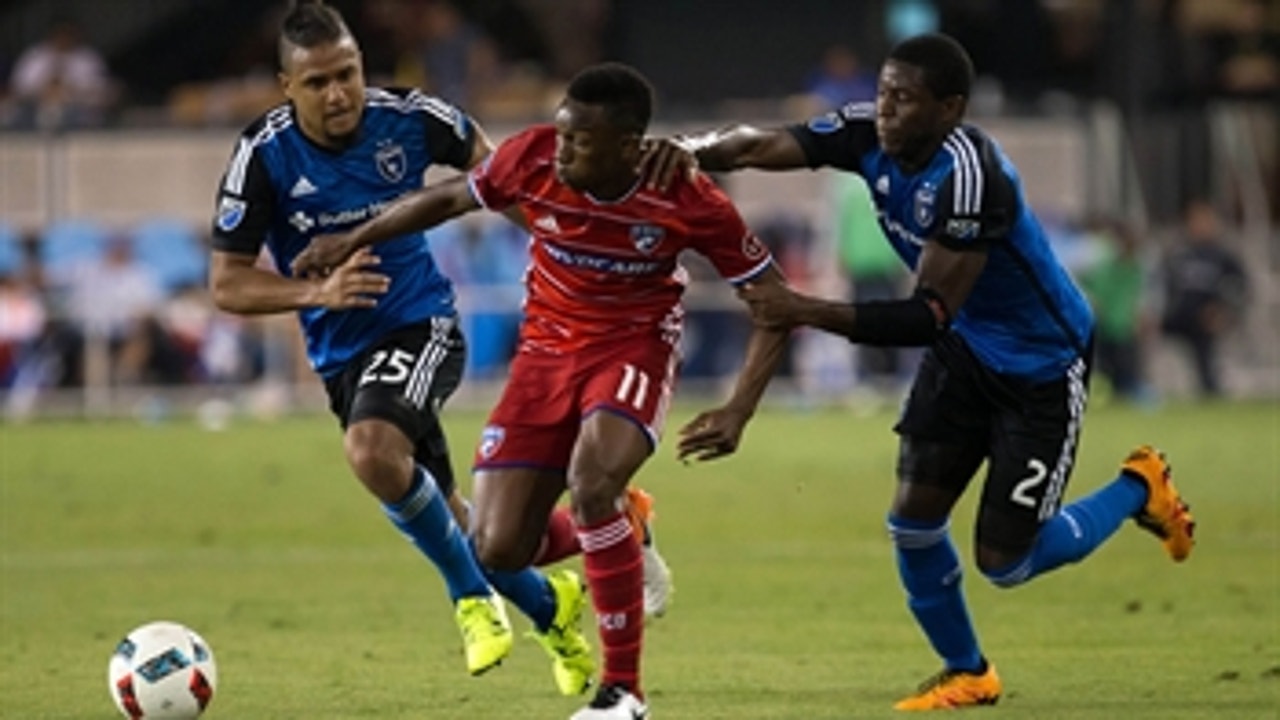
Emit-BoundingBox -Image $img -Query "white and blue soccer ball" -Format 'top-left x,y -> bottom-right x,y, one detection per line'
108,621 -> 217,719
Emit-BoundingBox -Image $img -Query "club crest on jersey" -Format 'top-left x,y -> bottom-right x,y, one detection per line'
216,196 -> 246,232
914,185 -> 936,228
630,224 -> 665,255
479,425 -> 505,459
742,233 -> 768,261
375,141 -> 406,183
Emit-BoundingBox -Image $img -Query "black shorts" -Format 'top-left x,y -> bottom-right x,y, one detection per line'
323,317 -> 466,496
895,332 -> 1092,553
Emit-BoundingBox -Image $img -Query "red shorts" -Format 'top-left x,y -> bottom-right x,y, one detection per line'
473,337 -> 679,472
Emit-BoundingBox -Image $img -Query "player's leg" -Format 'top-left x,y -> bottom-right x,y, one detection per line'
329,320 -> 510,675
626,487 -> 674,619
566,409 -> 653,720
467,353 -> 595,695
975,356 -> 1194,590
532,487 -> 673,621
566,341 -> 673,720
888,335 -> 1000,711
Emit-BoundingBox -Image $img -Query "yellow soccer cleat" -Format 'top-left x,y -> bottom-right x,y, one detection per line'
1122,445 -> 1196,562
893,662 -> 1002,711
454,595 -> 513,676
529,569 -> 595,696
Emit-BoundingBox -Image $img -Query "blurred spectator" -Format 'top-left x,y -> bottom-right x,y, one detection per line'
1159,199 -> 1249,398
0,269 -> 47,389
167,8 -> 285,126
802,44 -> 877,111
417,0 -> 502,109
516,0 -> 610,80
1208,0 -> 1280,98
63,235 -> 188,386
433,218 -> 526,379
4,17 -> 116,130
1079,219 -> 1153,403
833,174 -> 909,396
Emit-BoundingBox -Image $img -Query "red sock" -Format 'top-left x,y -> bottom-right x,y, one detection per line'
577,511 -> 644,696
532,507 -> 581,566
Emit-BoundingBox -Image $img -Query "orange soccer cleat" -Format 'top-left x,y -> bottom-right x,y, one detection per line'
893,661 -> 1002,711
1122,445 -> 1196,562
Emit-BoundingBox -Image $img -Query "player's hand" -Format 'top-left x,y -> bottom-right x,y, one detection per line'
314,247 -> 389,309
291,232 -> 360,278
676,406 -> 751,463
637,136 -> 697,192
738,281 -> 803,329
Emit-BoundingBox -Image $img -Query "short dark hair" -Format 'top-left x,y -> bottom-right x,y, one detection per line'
888,33 -> 974,100
565,63 -> 654,135
278,0 -> 352,69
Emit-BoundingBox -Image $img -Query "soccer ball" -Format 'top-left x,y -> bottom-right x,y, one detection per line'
108,621 -> 217,719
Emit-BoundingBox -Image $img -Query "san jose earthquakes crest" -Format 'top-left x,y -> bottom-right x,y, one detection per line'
630,224 -> 665,254
914,184 -> 936,228
375,140 -> 406,183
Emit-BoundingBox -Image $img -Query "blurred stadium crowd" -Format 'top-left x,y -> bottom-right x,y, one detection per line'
0,0 -> 1275,419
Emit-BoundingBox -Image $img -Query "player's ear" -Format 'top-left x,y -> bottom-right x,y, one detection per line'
619,132 -> 643,162
940,94 -> 966,124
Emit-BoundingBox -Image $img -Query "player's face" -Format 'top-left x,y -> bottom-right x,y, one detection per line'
280,36 -> 365,148
875,59 -> 960,167
553,100 -> 641,198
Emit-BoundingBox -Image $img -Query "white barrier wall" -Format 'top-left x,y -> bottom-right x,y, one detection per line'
0,119 -> 1089,233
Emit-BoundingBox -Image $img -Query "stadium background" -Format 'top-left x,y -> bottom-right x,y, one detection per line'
0,0 -> 1275,420
1,3 -> 1277,719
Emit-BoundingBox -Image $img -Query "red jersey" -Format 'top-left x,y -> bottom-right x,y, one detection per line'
467,125 -> 773,354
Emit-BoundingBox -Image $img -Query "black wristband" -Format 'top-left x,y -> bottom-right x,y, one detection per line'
846,289 -> 950,346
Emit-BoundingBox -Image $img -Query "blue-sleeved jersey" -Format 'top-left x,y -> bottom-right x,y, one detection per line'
211,87 -> 475,378
788,102 -> 1094,381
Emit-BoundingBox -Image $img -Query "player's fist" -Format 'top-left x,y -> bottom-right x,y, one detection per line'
314,247 -> 389,309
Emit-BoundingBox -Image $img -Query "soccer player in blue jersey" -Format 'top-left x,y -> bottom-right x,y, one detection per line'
207,0 -> 662,694
658,33 -> 1196,710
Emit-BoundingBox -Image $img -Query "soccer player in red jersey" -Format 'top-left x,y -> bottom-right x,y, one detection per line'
291,62 -> 789,720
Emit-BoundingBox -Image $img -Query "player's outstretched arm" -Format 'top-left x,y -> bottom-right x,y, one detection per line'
211,247 -> 388,315
739,240 -> 985,346
640,125 -> 809,192
677,263 -> 790,464
291,174 -> 482,277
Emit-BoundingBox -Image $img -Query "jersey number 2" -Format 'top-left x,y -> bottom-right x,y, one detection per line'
1011,458 -> 1047,508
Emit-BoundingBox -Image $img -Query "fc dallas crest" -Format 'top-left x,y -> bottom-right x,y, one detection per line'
630,224 -> 665,254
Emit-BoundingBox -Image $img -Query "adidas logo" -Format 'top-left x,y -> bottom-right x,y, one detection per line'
290,176 -> 318,197
875,175 -> 889,195
533,215 -> 560,234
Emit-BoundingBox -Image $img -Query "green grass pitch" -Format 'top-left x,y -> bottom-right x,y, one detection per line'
2,400 -> 1276,719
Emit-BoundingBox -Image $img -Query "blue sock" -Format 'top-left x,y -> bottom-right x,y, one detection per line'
382,466 -> 490,602
988,474 -> 1147,586
889,515 -> 983,672
481,563 -> 557,631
